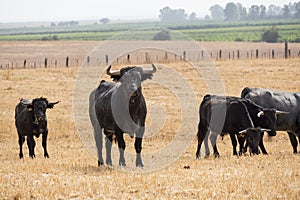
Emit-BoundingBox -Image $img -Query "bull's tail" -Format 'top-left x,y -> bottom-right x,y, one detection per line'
241,87 -> 251,98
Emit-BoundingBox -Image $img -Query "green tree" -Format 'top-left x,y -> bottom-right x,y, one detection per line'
262,27 -> 279,43
209,4 -> 225,20
224,2 -> 238,21
100,18 -> 110,24
159,6 -> 187,22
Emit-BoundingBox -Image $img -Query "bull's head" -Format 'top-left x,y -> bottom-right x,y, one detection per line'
107,64 -> 157,103
256,109 -> 289,136
21,97 -> 59,123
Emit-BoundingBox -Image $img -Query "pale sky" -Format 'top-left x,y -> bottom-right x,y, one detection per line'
0,0 -> 297,22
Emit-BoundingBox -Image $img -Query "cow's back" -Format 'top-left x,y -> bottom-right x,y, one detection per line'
15,102 -> 33,136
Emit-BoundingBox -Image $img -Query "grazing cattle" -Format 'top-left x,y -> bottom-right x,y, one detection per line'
241,87 -> 298,153
89,64 -> 156,167
196,95 -> 255,158
195,94 -> 278,158
15,97 -> 59,158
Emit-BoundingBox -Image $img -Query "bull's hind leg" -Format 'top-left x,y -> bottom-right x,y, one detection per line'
196,122 -> 208,158
18,134 -> 25,158
42,130 -> 49,158
104,131 -> 113,166
288,132 -> 298,153
116,132 -> 126,166
27,135 -> 36,158
210,132 -> 220,157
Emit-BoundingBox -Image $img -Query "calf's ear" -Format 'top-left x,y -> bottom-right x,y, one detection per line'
47,101 -> 60,109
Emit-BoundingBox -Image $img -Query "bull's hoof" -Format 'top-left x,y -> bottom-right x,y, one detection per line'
44,153 -> 49,158
19,154 -> 23,159
98,160 -> 104,166
214,152 -> 220,158
119,161 -> 126,167
30,154 -> 36,159
136,162 -> 144,168
106,161 -> 112,166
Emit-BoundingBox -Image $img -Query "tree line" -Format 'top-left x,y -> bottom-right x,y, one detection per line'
159,2 -> 300,22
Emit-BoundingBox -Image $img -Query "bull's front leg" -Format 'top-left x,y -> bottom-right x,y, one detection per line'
27,135 -> 36,158
42,130 -> 49,158
116,132 -> 126,166
135,128 -> 144,167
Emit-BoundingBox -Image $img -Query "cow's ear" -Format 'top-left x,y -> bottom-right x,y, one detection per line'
47,101 -> 60,109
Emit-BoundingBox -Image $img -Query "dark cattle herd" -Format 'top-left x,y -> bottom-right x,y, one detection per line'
14,64 -> 299,168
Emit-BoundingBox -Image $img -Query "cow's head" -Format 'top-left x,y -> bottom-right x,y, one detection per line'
239,128 -> 270,155
21,97 -> 59,123
106,64 -> 157,102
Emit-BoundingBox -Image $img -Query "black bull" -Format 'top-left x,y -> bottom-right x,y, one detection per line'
242,87 -> 299,153
15,97 -> 59,158
196,95 -> 278,158
89,64 -> 156,167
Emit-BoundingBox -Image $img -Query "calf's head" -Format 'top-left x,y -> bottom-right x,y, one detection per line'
239,128 -> 270,155
22,97 -> 59,123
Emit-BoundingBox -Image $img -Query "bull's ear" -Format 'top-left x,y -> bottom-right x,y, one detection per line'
48,101 -> 60,109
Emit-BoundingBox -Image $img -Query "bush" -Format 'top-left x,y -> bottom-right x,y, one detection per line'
234,38 -> 243,42
153,30 -> 171,41
262,27 -> 279,43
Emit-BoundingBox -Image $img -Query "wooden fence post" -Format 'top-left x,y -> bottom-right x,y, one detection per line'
105,55 -> 109,65
183,51 -> 186,61
272,50 -> 275,59
284,41 -> 288,59
87,56 -> 90,65
256,49 -> 259,59
44,58 -> 48,68
23,60 -> 26,68
219,50 -> 222,60
66,57 -> 69,67
237,50 -> 240,59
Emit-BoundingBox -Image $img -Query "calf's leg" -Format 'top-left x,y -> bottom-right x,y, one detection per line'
18,134 -> 25,159
42,130 -> 49,158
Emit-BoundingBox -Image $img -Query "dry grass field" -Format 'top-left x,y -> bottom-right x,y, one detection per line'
0,41 -> 300,199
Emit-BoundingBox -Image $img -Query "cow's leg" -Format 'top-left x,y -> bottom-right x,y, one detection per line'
259,132 -> 267,154
196,122 -> 208,158
42,130 -> 49,158
229,133 -> 238,156
237,135 -> 246,155
210,132 -> 219,157
135,129 -> 144,167
94,128 -> 104,166
18,134 -> 25,159
288,132 -> 298,154
204,132 -> 210,157
105,132 -> 113,166
27,135 -> 36,158
116,132 -> 126,166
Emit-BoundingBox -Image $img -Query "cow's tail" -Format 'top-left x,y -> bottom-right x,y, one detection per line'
241,87 -> 251,98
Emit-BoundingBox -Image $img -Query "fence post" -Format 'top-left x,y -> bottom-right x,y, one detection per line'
272,50 -> 275,59
44,58 -> 48,68
65,57 -> 69,67
256,49 -> 259,59
219,50 -> 222,60
23,60 -> 27,68
105,55 -> 109,65
183,51 -> 186,61
127,54 -> 130,64
87,56 -> 90,65
284,41 -> 288,59
237,50 -> 240,59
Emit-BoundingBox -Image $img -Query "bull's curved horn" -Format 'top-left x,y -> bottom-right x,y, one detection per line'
275,110 -> 289,115
20,98 -> 32,105
106,65 -> 120,76
260,128 -> 271,132
143,63 -> 157,74
239,129 -> 247,134
257,111 -> 264,117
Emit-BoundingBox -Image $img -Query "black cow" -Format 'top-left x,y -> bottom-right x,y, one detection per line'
15,97 -> 59,158
196,94 -> 261,158
241,87 -> 298,153
89,64 -> 156,167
